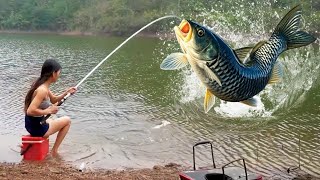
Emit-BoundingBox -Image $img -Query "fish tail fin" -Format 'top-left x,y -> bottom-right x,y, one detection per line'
273,4 -> 316,50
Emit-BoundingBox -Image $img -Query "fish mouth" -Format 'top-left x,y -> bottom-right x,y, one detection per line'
174,19 -> 193,42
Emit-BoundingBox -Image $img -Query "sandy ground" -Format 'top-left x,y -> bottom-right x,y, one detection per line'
0,160 -> 319,180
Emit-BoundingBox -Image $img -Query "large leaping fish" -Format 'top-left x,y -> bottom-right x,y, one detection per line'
161,5 -> 316,113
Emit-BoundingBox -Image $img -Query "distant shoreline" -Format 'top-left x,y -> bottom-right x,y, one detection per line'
0,30 -> 95,36
0,30 -> 317,42
0,30 -> 169,38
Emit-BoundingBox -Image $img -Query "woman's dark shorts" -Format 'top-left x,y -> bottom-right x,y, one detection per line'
25,115 -> 49,137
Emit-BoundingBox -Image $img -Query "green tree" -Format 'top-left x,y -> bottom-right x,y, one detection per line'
0,0 -> 317,35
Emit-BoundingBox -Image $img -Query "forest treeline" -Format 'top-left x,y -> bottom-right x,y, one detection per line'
0,0 -> 319,35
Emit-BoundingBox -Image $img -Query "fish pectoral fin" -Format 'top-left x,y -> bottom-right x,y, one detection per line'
202,64 -> 222,86
160,53 -> 188,70
240,98 -> 258,107
204,89 -> 215,113
268,61 -> 284,84
234,46 -> 253,64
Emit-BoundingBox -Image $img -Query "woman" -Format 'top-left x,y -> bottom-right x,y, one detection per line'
24,59 -> 76,157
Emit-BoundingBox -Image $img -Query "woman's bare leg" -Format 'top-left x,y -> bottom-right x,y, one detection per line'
43,116 -> 71,156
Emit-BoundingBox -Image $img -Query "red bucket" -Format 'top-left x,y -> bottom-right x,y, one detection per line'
21,135 -> 49,161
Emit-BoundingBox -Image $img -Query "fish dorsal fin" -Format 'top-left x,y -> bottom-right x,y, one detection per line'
204,89 -> 215,113
268,61 -> 284,84
234,47 -> 253,64
250,41 -> 267,58
160,53 -> 188,70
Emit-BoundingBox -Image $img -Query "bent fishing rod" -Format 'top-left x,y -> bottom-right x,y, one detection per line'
40,15 -> 177,125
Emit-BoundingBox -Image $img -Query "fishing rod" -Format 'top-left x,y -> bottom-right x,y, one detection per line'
40,15 -> 177,125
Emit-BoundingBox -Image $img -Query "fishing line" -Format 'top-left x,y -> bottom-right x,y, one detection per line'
75,15 -> 179,89
41,15 -> 179,124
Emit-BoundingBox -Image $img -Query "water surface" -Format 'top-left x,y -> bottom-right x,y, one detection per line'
0,32 -> 319,179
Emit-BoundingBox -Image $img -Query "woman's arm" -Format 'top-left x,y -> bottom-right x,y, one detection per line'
26,87 -> 53,116
48,87 -> 77,104
48,90 -> 67,104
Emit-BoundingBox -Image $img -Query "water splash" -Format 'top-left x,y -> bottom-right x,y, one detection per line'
214,98 -> 272,118
152,120 -> 171,129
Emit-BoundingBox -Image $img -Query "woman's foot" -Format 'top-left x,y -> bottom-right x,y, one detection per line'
51,150 -> 59,157
46,151 -> 62,162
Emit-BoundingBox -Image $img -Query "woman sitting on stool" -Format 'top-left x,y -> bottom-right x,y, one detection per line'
24,59 -> 76,157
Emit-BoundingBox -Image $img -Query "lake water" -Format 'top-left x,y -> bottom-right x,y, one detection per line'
0,32 -> 319,179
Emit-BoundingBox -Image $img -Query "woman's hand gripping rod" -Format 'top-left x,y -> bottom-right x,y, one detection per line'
40,93 -> 72,125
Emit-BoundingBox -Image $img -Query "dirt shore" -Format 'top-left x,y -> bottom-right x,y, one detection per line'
0,161 -> 182,180
0,161 -> 319,180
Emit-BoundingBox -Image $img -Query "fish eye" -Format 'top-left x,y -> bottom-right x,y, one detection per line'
197,28 -> 205,37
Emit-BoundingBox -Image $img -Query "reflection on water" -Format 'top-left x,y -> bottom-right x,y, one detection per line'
0,32 -> 319,179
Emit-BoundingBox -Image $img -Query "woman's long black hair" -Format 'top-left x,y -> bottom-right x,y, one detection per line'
24,59 -> 61,112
